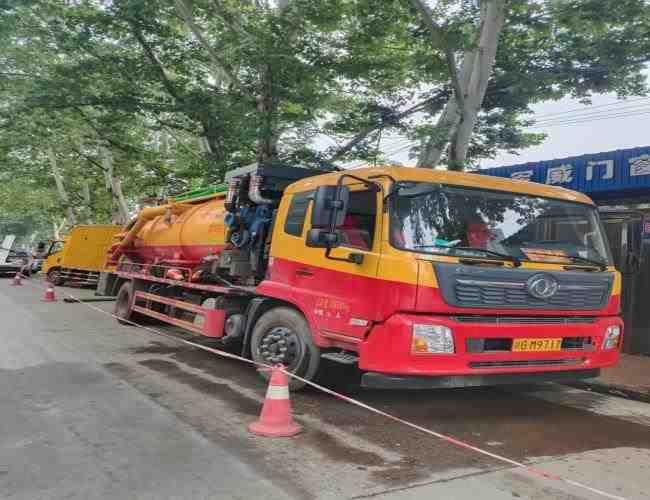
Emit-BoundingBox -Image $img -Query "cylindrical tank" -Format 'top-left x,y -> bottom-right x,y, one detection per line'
126,194 -> 227,265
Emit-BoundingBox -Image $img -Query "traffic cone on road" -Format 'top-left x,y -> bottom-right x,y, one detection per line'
42,284 -> 57,302
248,365 -> 301,437
10,273 -> 23,286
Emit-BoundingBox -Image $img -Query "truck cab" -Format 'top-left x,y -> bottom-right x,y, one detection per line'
257,166 -> 621,388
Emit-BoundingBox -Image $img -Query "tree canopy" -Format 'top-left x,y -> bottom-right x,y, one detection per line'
1,0 -> 648,241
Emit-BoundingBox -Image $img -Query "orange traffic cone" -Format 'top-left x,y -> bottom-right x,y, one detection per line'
42,284 -> 57,302
248,365 -> 301,437
10,273 -> 23,286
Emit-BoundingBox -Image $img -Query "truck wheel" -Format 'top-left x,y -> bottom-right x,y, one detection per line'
114,281 -> 147,326
47,268 -> 64,286
250,307 -> 321,390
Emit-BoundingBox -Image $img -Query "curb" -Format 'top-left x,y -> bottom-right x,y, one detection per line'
567,381 -> 650,404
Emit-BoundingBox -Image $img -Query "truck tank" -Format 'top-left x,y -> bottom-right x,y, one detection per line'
108,185 -> 228,268
132,195 -> 228,263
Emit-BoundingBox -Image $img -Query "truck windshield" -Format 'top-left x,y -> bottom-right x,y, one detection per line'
390,182 -> 612,266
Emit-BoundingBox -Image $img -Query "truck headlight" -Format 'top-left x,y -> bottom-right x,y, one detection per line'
412,324 -> 454,354
603,325 -> 621,350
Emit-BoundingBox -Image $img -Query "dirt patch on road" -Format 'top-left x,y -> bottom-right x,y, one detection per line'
138,358 -> 260,416
129,342 -> 184,355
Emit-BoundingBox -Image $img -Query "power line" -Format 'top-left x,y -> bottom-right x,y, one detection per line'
347,108 -> 650,165
529,108 -> 650,128
530,103 -> 650,125
533,105 -> 650,125
534,111 -> 650,127
532,97 -> 650,120
344,104 -> 650,163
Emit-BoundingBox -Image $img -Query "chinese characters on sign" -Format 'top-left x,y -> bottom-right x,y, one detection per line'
506,154 -> 650,187
546,164 -> 574,185
630,155 -> 650,177
510,170 -> 534,181
586,160 -> 614,181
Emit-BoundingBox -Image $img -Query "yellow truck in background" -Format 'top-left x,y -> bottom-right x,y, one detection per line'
43,225 -> 122,286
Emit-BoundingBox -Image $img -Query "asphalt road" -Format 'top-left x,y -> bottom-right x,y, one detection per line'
2,278 -> 650,500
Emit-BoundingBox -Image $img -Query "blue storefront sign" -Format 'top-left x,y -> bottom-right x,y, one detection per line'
479,146 -> 650,201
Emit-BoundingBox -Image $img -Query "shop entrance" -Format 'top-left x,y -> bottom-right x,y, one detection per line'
600,209 -> 650,354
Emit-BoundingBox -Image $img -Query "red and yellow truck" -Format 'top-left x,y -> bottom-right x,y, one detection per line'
99,164 -> 622,389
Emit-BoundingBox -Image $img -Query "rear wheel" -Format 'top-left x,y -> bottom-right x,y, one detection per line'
114,281 -> 147,325
250,307 -> 321,390
47,268 -> 64,286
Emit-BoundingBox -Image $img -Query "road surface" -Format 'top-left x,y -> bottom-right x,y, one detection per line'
1,278 -> 649,499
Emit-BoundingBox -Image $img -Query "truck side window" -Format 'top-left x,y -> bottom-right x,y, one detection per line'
284,191 -> 313,237
339,190 -> 377,251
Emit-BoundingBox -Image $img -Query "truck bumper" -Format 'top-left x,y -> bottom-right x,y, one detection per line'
358,313 -> 622,379
361,368 -> 601,389
0,264 -> 22,275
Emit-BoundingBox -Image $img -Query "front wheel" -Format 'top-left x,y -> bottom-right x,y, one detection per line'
250,307 -> 321,390
47,268 -> 64,286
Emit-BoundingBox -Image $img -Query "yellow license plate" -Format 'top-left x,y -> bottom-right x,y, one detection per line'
512,338 -> 562,352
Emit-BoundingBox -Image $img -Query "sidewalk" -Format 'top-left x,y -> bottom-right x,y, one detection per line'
572,354 -> 650,403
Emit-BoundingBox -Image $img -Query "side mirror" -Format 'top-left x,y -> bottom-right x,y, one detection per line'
306,228 -> 341,248
311,185 -> 350,228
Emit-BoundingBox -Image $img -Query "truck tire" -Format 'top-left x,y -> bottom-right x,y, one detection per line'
47,268 -> 64,286
250,307 -> 321,391
114,281 -> 147,326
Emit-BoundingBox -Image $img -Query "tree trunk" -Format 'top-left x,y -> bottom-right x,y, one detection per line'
48,148 -> 77,225
52,218 -> 65,240
111,177 -> 129,225
256,0 -> 291,164
173,0 -> 234,87
417,50 -> 475,168
256,69 -> 280,163
101,147 -> 129,225
82,181 -> 91,205
417,0 -> 506,169
448,0 -> 506,168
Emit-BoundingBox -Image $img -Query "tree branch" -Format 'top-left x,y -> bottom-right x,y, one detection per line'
73,108 -> 146,155
409,0 -> 465,112
329,91 -> 448,160
174,0 -> 236,87
127,19 -> 182,101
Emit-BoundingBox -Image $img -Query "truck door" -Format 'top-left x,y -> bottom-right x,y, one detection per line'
291,187 -> 382,346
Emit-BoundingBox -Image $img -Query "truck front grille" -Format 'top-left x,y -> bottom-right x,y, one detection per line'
434,263 -> 614,311
455,281 -> 607,309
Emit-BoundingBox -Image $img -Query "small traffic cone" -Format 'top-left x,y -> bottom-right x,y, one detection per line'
248,365 -> 301,437
10,273 -> 23,286
42,284 -> 57,302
